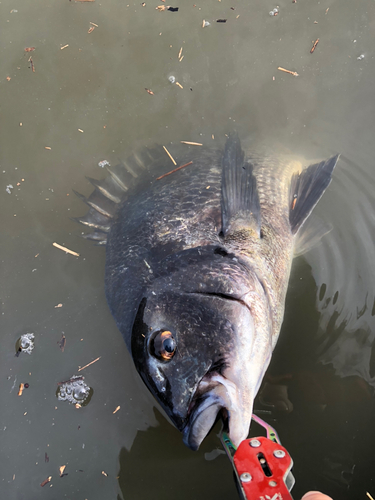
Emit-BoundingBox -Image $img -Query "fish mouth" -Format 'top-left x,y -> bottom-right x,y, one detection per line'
182,370 -> 252,451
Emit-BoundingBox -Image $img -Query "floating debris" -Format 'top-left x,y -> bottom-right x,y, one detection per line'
277,66 -> 299,77
156,5 -> 178,11
168,75 -> 176,84
28,56 -> 35,72
52,242 -> 80,257
269,7 -> 279,16
15,332 -> 35,355
113,406 -> 121,414
6,184 -> 13,194
40,476 -> 52,487
310,38 -> 319,53
25,47 -> 35,52
98,159 -> 110,168
216,19 -> 227,23
78,356 -> 101,372
156,161 -> 193,181
180,141 -> 202,146
202,20 -> 210,28
57,334 -> 66,352
145,88 -> 154,95
163,146 -> 177,165
56,375 -> 93,406
18,383 -> 25,396
59,465 -> 66,477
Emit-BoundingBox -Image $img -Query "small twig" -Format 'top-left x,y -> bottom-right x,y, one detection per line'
78,356 -> 101,372
40,477 -> 52,487
162,146 -> 177,165
180,141 -> 202,146
156,161 -> 193,180
53,242 -> 80,257
60,44 -> 69,50
310,38 -> 319,53
277,67 -> 299,76
367,493 -> 375,500
28,56 -> 35,72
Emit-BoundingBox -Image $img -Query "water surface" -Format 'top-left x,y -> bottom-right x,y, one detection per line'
1,0 -> 375,498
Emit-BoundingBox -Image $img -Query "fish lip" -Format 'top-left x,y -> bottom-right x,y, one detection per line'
182,370 -> 232,451
182,388 -> 224,451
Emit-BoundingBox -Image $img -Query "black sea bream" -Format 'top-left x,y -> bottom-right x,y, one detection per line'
75,134 -> 338,450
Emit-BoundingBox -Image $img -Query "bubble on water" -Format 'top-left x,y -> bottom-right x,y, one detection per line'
168,75 -> 176,84
56,375 -> 93,406
15,333 -> 35,355
269,7 -> 279,16
98,160 -> 110,168
357,54 -> 365,60
6,184 -> 13,194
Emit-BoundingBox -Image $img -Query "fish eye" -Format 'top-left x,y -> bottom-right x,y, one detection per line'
151,330 -> 177,361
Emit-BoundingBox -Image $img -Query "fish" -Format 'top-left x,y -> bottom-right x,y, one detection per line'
74,134 -> 339,450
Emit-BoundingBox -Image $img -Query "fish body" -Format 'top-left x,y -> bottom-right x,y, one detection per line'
76,135 -> 338,450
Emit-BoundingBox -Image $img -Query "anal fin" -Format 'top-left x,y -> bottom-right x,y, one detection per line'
221,133 -> 261,237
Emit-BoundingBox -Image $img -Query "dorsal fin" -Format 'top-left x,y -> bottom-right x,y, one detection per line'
73,146 -> 167,244
289,154 -> 339,234
221,133 -> 261,236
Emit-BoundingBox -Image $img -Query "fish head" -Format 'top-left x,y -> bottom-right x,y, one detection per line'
131,252 -> 272,450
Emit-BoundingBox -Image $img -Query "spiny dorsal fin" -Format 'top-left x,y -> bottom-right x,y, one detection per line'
289,154 -> 339,235
221,133 -> 261,236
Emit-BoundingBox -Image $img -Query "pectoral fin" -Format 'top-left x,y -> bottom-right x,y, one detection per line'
221,133 -> 261,236
289,154 -> 340,235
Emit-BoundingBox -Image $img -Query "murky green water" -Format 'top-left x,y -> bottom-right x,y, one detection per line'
1,0 -> 375,498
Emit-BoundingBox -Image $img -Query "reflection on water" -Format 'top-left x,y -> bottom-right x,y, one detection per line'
2,0 -> 375,498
